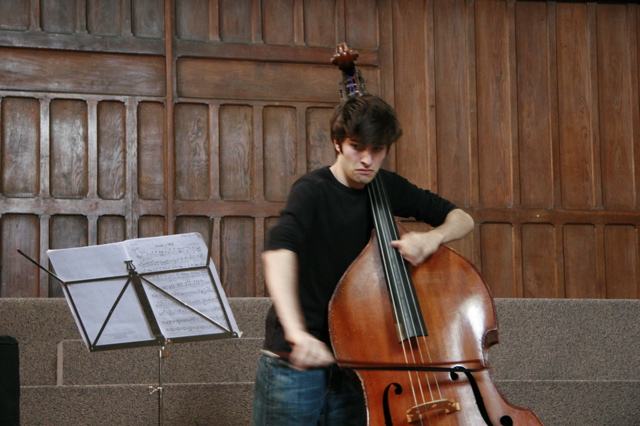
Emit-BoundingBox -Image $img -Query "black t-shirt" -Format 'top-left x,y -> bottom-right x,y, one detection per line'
263,166 -> 457,353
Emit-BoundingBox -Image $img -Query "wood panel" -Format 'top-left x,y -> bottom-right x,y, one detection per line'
306,107 -> 335,172
1,97 -> 40,197
139,216 -> 166,238
176,0 -> 211,41
40,0 -> 77,34
0,48 -> 165,96
0,215 -> 39,297
556,3 -> 598,210
480,223 -> 517,298
219,105 -> 254,200
177,58 -> 379,102
98,216 -> 126,245
563,224 -> 602,298
264,106 -> 298,201
596,5 -> 635,210
87,0 -> 123,37
97,101 -> 126,200
515,1 -> 554,208
0,0 -> 638,301
137,102 -> 166,200
303,0 -> 337,47
0,0 -> 29,31
344,0 -> 378,50
173,0 -> 377,51
221,216 -> 255,297
175,103 -> 210,200
219,0 -> 254,43
0,0 -> 163,52
604,225 -> 639,299
131,0 -> 165,39
49,215 -> 88,297
392,0 -> 430,186
49,99 -> 89,198
262,0 -> 295,46
176,216 -> 212,246
475,0 -> 515,207
432,0 -> 474,205
521,223 -> 560,298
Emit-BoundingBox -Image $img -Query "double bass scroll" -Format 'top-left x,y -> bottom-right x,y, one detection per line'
332,42 -> 368,100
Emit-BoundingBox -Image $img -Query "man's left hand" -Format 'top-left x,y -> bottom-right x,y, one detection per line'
391,231 -> 444,266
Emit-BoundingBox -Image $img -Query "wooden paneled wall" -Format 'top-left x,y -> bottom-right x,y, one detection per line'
0,0 -> 638,300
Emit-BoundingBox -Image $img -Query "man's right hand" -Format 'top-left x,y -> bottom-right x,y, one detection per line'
288,330 -> 336,371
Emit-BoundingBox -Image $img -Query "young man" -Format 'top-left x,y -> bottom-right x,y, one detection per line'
252,95 -> 474,425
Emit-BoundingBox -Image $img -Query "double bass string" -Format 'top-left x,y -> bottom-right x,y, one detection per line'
368,175 -> 447,424
368,175 -> 437,423
367,176 -> 422,413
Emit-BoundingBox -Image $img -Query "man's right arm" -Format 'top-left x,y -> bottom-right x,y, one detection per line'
262,249 -> 335,370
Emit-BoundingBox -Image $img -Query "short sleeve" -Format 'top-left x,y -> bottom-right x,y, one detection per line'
383,170 -> 457,227
265,177 -> 320,253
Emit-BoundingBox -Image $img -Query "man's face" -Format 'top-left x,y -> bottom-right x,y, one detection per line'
332,137 -> 388,189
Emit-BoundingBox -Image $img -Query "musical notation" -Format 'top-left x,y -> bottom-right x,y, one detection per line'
144,269 -> 228,338
124,235 -> 228,338
126,235 -> 207,274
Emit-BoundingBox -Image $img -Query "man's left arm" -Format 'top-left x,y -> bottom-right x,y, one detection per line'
390,208 -> 474,266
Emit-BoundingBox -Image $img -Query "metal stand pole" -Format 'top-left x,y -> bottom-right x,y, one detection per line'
149,346 -> 166,426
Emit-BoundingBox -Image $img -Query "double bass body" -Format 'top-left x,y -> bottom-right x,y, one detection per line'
328,229 -> 543,425
328,42 -> 541,426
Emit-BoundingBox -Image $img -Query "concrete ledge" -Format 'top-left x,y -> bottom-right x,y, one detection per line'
163,383 -> 254,425
59,338 -> 263,385
229,298 -> 272,339
21,384 -> 157,425
14,340 -> 58,386
21,383 -> 254,426
161,338 -> 262,384
3,297 -> 639,425
496,380 -> 640,426
21,380 -> 639,426
0,297 -> 270,386
0,298 -> 77,340
491,298 -> 640,381
0,298 -> 271,341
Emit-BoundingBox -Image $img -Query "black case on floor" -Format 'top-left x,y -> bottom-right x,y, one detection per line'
0,335 -> 20,425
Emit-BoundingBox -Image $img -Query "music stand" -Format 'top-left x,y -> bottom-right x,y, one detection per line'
39,233 -> 240,425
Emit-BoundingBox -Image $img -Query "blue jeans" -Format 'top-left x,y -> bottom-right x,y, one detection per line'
252,355 -> 366,425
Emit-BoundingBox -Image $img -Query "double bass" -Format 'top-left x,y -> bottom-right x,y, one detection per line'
328,44 -> 543,426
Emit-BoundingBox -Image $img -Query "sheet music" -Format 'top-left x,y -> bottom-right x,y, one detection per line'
124,234 -> 230,339
67,278 -> 156,346
143,270 -> 228,338
47,233 -> 240,349
47,241 -> 130,282
124,233 -> 208,274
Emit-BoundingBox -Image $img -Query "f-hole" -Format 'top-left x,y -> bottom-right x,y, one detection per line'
382,382 -> 403,426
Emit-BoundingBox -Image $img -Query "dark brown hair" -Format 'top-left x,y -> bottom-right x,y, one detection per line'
330,94 -> 403,148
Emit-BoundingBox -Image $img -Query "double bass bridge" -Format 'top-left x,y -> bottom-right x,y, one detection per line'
406,399 -> 461,423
